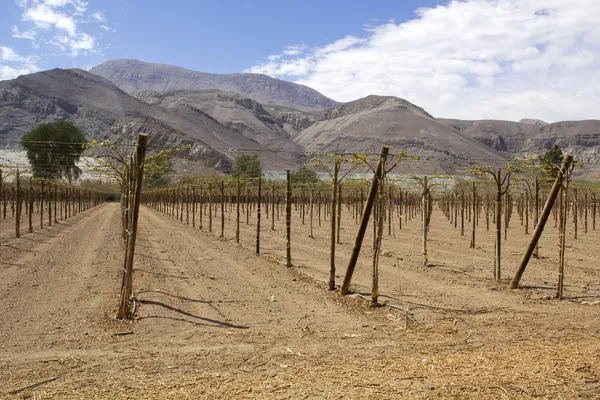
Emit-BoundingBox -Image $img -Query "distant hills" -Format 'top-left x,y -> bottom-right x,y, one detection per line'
1,59 -> 599,177
90,59 -> 339,112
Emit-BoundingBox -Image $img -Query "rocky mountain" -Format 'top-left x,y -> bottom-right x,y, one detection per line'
519,118 -> 548,127
1,65 -> 599,178
0,68 -> 300,172
135,89 -> 305,154
90,59 -> 339,112
295,96 -> 508,173
439,118 -> 600,176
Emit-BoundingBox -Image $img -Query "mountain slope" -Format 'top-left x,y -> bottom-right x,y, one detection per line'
295,96 -> 508,173
439,118 -> 600,175
0,68 -> 299,172
135,89 -> 305,153
90,59 -> 339,112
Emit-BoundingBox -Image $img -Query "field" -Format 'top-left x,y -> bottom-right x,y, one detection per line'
1,192 -> 599,399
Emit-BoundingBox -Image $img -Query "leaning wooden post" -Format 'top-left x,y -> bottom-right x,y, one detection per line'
286,170 -> 292,267
118,133 -> 148,319
256,176 -> 262,254
340,146 -> 389,295
510,155 -> 573,289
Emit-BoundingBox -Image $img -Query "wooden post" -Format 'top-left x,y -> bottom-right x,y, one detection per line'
558,181 -> 569,299
28,178 -> 33,233
372,161 -> 386,305
510,155 -> 573,289
40,181 -> 44,230
220,180 -> 225,237
236,179 -> 240,243
329,162 -> 340,290
337,183 -> 342,244
256,177 -> 262,254
192,186 -> 196,227
422,176 -> 428,267
15,170 -> 20,238
309,188 -> 314,238
470,182 -> 476,248
460,190 -> 465,236
340,146 -> 389,295
286,170 -> 292,267
208,183 -> 213,232
118,133 -> 148,319
494,168 -> 502,281
271,185 -> 276,231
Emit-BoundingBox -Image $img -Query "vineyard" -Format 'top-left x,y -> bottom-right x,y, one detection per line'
1,139 -> 599,399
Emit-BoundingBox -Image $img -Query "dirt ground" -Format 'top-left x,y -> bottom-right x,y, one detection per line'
1,201 -> 599,399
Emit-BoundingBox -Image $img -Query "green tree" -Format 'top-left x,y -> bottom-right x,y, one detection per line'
22,121 -> 87,182
541,145 -> 563,177
291,166 -> 319,184
232,155 -> 262,178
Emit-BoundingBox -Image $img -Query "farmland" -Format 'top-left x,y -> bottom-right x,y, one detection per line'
1,169 -> 599,398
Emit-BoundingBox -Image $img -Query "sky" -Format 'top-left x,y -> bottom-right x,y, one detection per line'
1,0 -> 599,122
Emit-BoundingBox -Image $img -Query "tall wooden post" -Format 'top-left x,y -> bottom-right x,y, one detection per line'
28,178 -> 33,233
40,181 -> 44,230
118,134 -> 148,319
470,182 -> 476,248
220,180 -> 225,237
329,162 -> 340,290
236,179 -> 240,243
15,170 -> 20,238
256,177 -> 262,254
340,146 -> 389,295
286,171 -> 292,267
510,155 -> 573,289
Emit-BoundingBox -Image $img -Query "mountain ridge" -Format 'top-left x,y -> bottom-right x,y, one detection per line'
1,64 -> 599,177
90,59 -> 340,112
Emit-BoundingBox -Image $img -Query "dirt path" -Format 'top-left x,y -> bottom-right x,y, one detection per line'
0,203 -> 599,399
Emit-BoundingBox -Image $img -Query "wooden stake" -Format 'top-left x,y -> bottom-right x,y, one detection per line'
510,155 -> 573,289
340,146 -> 389,295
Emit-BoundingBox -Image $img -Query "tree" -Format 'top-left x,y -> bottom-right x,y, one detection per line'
291,166 -> 318,184
542,145 -> 563,177
22,121 -> 87,182
232,155 -> 262,178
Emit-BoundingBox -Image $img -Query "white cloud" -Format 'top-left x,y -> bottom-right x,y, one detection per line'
282,44 -> 307,56
11,26 -> 36,40
15,0 -> 98,56
0,46 -> 34,63
0,64 -> 38,80
245,0 -> 600,122
53,32 -> 95,56
23,3 -> 78,36
91,11 -> 106,22
0,46 -> 39,81
100,25 -> 116,33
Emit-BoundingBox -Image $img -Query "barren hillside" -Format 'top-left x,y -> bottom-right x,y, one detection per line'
91,59 -> 339,112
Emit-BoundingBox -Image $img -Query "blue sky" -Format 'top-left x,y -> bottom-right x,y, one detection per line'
1,0 -> 441,73
1,0 -> 599,122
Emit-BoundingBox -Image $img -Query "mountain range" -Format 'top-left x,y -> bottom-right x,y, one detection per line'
1,59 -> 598,177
